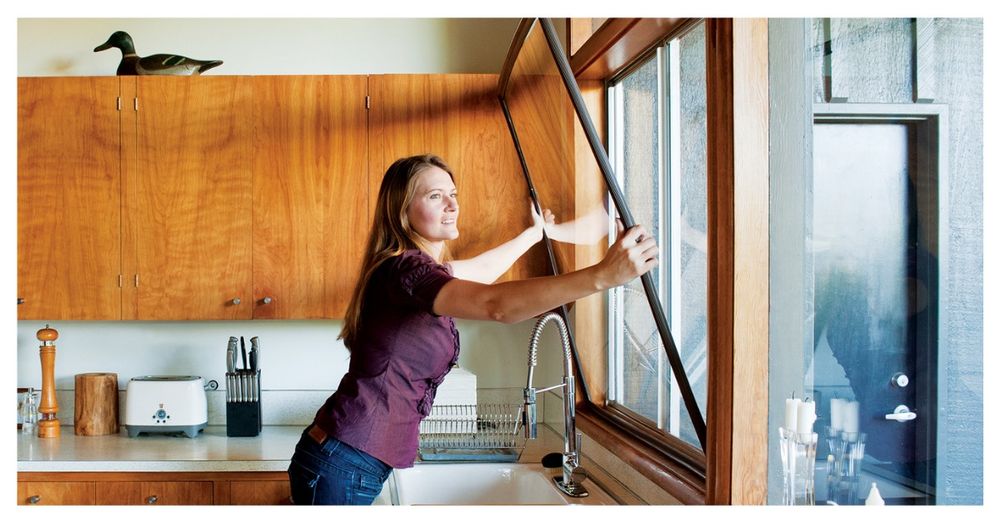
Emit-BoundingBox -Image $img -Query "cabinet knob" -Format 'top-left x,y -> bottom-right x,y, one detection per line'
146,495 -> 158,504
18,297 -> 25,305
231,297 -> 241,305
262,296 -> 273,305
28,495 -> 40,504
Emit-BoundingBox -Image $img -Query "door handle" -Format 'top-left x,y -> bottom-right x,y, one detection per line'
885,405 -> 917,422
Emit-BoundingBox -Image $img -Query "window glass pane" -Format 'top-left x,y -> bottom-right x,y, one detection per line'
673,22 -> 708,447
609,21 -> 707,449
617,55 -> 660,422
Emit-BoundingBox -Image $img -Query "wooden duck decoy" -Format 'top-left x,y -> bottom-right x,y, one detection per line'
94,31 -> 223,76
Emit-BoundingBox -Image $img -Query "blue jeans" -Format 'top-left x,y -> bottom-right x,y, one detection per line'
287,427 -> 393,505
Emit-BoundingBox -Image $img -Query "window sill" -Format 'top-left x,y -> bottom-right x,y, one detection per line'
575,403 -> 706,505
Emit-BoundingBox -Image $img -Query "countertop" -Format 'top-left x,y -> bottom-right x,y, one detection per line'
17,424 -> 568,473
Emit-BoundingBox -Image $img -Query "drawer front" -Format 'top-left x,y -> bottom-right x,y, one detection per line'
18,481 -> 95,505
230,480 -> 292,505
141,481 -> 214,505
95,481 -> 143,505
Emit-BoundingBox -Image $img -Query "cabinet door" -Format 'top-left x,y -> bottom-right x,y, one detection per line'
230,480 -> 292,505
18,481 -> 95,505
140,481 -> 214,505
252,76 -> 369,318
124,77 -> 253,319
17,77 -> 122,320
369,75 -> 548,281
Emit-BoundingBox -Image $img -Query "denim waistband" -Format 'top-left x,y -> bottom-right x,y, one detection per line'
301,425 -> 391,477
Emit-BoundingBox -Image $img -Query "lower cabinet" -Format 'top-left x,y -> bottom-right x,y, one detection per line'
17,481 -> 95,505
18,472 -> 290,506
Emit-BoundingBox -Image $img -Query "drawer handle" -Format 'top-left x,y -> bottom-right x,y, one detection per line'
146,495 -> 158,504
28,495 -> 40,504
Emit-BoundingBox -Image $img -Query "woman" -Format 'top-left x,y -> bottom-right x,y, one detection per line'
288,154 -> 657,505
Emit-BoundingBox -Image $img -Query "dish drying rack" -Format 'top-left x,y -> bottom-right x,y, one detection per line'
418,403 -> 525,462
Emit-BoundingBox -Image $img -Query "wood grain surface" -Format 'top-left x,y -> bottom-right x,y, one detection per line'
252,76 -> 369,318
17,77 -> 122,320
127,76 -> 254,319
73,373 -> 119,436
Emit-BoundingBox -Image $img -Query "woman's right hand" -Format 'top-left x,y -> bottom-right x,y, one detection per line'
596,225 -> 659,289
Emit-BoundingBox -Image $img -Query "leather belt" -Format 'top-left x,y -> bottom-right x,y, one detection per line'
307,424 -> 329,445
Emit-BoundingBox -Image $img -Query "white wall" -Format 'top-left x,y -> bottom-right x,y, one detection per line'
14,18 -> 566,412
14,319 -> 557,392
18,18 -> 520,76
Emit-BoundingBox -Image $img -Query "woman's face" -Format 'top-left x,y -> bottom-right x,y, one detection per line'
406,166 -> 459,242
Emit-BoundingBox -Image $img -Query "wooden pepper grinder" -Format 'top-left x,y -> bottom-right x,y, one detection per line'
36,324 -> 60,438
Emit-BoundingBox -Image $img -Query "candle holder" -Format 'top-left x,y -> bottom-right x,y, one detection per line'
779,427 -> 818,505
825,429 -> 867,505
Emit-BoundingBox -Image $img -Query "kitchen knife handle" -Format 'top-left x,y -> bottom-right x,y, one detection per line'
250,336 -> 260,369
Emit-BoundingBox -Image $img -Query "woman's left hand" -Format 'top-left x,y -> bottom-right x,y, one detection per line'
529,203 -> 555,242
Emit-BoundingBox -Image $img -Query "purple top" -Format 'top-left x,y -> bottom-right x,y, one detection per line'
312,249 -> 459,468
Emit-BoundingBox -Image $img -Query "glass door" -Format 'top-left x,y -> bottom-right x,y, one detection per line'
811,113 -> 941,505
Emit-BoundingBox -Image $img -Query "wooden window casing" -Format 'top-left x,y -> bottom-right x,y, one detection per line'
562,18 -> 769,505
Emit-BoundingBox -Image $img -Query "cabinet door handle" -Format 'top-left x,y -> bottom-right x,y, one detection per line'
146,495 -> 158,504
28,495 -> 40,504
231,297 -> 241,305
262,296 -> 273,305
17,297 -> 24,305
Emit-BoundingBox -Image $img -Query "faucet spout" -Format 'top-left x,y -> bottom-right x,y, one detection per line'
524,312 -> 589,498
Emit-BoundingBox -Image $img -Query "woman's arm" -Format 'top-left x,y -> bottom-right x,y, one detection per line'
434,225 -> 658,323
448,205 -> 554,284
544,206 -> 611,245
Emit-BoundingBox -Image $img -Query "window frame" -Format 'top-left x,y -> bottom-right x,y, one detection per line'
497,17 -> 760,505
573,18 -> 719,503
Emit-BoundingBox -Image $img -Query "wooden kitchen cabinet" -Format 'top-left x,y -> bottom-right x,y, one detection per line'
17,76 -> 254,321
139,481 -> 214,505
251,76 -> 370,319
19,472 -> 286,505
122,76 -> 255,320
17,481 -> 95,505
91,480 -> 214,505
17,77 -> 123,320
18,74 -> 555,320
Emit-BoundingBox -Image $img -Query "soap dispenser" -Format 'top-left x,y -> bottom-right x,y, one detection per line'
865,482 -> 885,505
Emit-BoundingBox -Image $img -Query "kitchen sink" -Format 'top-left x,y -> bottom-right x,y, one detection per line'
383,462 -> 614,505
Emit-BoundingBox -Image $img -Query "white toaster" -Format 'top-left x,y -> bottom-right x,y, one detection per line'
124,375 -> 208,438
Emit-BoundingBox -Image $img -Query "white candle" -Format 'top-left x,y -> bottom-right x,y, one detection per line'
843,400 -> 860,433
830,398 -> 844,431
785,398 -> 801,432
797,399 -> 817,434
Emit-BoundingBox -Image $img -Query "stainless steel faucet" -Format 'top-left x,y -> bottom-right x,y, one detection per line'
523,312 -> 589,498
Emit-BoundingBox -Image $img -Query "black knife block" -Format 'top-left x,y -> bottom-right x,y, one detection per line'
227,401 -> 261,437
226,370 -> 262,437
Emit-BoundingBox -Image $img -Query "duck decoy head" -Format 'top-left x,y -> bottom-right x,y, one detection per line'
94,31 -> 135,53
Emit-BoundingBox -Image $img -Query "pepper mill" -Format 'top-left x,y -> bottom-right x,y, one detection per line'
36,324 -> 60,438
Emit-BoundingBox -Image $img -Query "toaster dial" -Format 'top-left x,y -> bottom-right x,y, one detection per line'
153,408 -> 170,423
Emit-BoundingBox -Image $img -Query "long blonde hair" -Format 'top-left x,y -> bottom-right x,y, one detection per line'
339,154 -> 455,351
